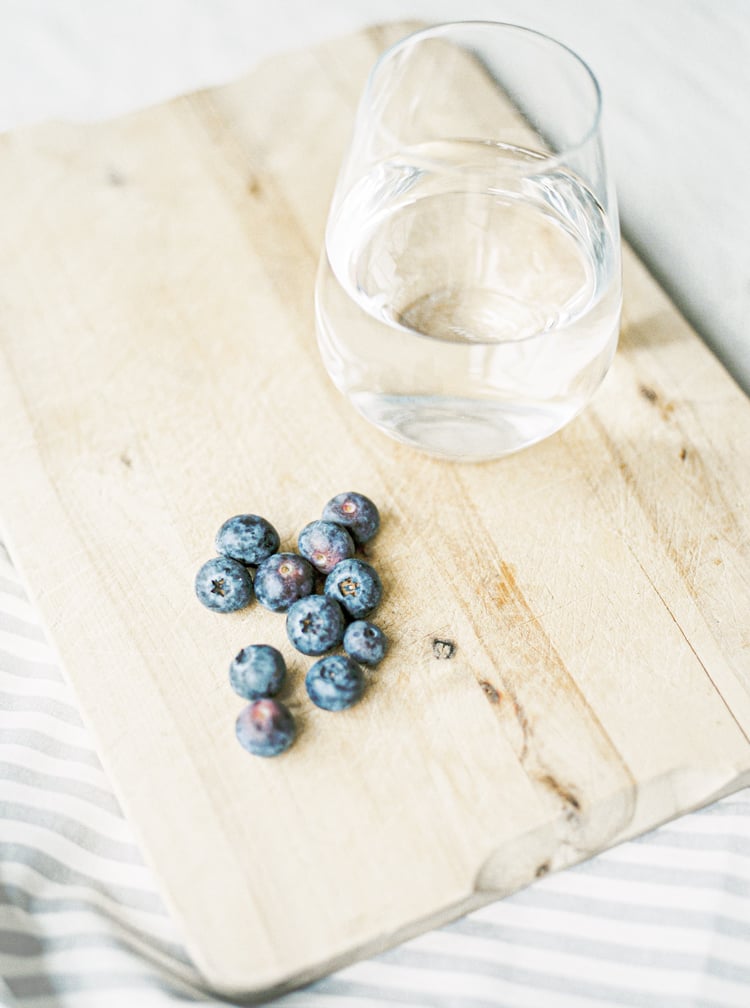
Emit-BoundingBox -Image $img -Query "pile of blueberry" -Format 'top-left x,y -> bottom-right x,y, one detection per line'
194,492 -> 386,758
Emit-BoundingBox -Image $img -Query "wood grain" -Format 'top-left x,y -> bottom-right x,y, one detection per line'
0,22 -> 749,998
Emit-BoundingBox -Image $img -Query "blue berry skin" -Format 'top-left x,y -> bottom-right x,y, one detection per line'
322,492 -> 380,545
324,558 -> 382,618
305,655 -> 365,711
298,520 -> 355,575
286,595 -> 345,656
229,644 -> 286,700
216,514 -> 279,567
235,698 -> 296,757
195,556 -> 253,612
343,620 -> 387,667
253,553 -> 314,612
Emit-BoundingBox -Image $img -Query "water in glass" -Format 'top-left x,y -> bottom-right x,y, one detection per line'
316,139 -> 620,460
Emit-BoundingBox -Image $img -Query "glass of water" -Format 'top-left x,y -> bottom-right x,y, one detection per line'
315,22 -> 621,461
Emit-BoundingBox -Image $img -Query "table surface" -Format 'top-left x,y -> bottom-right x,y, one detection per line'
1,3 -> 749,1007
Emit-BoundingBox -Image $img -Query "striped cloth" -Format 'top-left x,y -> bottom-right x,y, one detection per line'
2,535 -> 750,1008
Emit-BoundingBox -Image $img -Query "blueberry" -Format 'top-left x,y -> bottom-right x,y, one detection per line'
322,492 -> 380,545
229,644 -> 286,700
216,514 -> 279,567
254,552 -> 314,612
298,520 -> 354,574
235,698 -> 296,757
343,620 -> 387,666
195,556 -> 253,612
324,558 -> 382,618
286,595 -> 345,656
305,655 -> 365,711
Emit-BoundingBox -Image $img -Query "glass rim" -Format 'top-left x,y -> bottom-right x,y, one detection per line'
361,20 -> 603,164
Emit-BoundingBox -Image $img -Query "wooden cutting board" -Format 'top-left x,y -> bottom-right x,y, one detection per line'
1,22 -> 750,999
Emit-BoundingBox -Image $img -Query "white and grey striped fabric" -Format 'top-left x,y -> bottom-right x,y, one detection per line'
2,533 -> 750,1008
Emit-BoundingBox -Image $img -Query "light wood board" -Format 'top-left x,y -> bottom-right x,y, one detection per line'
1,22 -> 750,999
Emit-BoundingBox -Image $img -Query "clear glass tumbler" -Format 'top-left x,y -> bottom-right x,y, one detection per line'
315,22 -> 621,461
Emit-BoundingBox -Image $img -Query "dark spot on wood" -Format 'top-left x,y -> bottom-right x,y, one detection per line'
511,694 -> 531,762
119,451 -> 132,468
680,447 -> 688,461
639,382 -> 675,419
433,639 -> 455,659
538,773 -> 581,816
535,862 -> 550,878
108,169 -> 126,187
247,177 -> 262,196
478,680 -> 500,703
640,384 -> 657,403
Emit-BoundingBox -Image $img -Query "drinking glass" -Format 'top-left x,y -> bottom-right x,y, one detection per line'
315,22 -> 621,461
